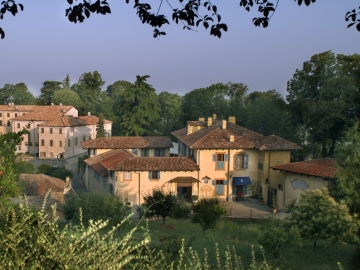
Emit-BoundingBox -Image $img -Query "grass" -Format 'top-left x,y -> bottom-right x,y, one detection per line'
113,217 -> 358,270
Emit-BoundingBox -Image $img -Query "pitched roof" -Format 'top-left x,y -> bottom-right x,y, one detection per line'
109,157 -> 200,171
37,115 -> 111,127
271,158 -> 336,179
81,136 -> 173,149
4,105 -> 74,121
172,120 -> 301,150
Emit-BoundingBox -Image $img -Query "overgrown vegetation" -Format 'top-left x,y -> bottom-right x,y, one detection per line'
36,164 -> 73,181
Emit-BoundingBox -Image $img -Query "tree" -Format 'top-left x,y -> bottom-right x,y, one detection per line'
287,51 -> 357,158
13,161 -> 35,175
142,188 -> 177,225
286,189 -> 358,250
118,75 -> 160,136
53,88 -> 81,108
0,83 -> 35,105
334,121 -> 360,215
62,74 -> 71,89
95,115 -> 106,138
0,1 -> 358,40
72,71 -> 105,116
0,129 -> 28,207
37,80 -> 63,105
192,197 -> 226,236
157,91 -> 183,136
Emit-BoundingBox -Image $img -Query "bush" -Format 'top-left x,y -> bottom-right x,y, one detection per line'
14,161 -> 35,174
63,192 -> 131,227
172,199 -> 191,220
36,163 -> 52,174
284,199 -> 297,213
192,197 -> 227,236
36,164 -> 73,181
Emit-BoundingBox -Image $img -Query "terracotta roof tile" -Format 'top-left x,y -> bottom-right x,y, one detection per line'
109,157 -> 200,171
271,158 -> 336,178
5,105 -> 74,121
81,136 -> 173,149
172,119 -> 301,151
38,115 -> 111,127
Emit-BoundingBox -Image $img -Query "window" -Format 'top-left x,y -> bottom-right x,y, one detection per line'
18,146 -> 21,151
132,149 -> 138,155
15,113 -> 17,117
213,153 -> 228,170
50,152 -> 54,158
68,139 -> 71,147
75,137 -> 78,146
203,177 -> 209,184
103,177 -> 106,188
41,152 -> 46,157
0,120 -> 2,126
258,162 -> 263,171
41,140 -> 45,146
59,153 -> 64,158
212,180 -> 228,195
148,171 -> 160,180
108,183 -> 114,194
59,128 -> 62,134
7,121 -> 10,126
124,171 -> 131,181
141,149 -> 149,157
41,128 -> 44,133
7,113 -> 10,117
0,113 -> 2,117
154,148 -> 165,157
110,171 -> 114,179
59,141 -> 63,147
94,171 -> 100,182
50,140 -> 53,147
234,153 -> 249,170
17,123 -> 20,128
50,128 -> 53,134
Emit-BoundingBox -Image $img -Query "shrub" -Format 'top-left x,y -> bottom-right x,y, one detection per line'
284,199 -> 297,213
63,192 -> 130,227
172,199 -> 191,220
36,163 -> 52,174
192,197 -> 227,236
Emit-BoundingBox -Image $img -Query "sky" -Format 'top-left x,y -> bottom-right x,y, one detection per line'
1,1 -> 360,99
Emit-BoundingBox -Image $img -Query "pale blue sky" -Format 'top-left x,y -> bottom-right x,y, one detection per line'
1,1 -> 359,98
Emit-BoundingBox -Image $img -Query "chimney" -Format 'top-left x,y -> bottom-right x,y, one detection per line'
230,135 -> 234,142
186,122 -> 192,135
213,114 -> 217,120
62,109 -> 66,113
228,116 -> 236,124
8,103 -> 11,106
222,120 -> 226,129
88,112 -> 91,116
207,117 -> 212,127
60,103 -> 62,106
198,117 -> 205,122
51,103 -> 54,106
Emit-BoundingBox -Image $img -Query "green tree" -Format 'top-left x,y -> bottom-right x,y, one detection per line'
286,189 -> 358,250
142,188 -> 177,225
37,80 -> 63,105
14,161 -> 35,175
118,75 -> 160,136
334,121 -> 360,215
62,74 -> 71,89
192,197 -> 227,236
157,91 -> 183,136
0,83 -> 35,105
0,130 -> 28,207
95,115 -> 106,138
287,51 -> 357,158
72,71 -> 105,115
53,88 -> 81,108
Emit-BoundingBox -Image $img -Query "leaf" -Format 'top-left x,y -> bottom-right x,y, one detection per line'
304,0 -> 310,6
357,23 -> 360,32
85,8 -> 90,18
67,0 -> 73,4
347,22 -> 355,28
212,5 -> 217,13
297,0 -> 302,6
0,27 -> 4,39
10,4 -> 17,16
18,4 -> 24,11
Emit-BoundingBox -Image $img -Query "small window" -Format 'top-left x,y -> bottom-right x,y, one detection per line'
41,152 -> 46,157
50,152 -> 54,158
234,153 -> 249,170
0,113 -> 2,117
75,137 -> 78,146
154,148 -> 165,157
212,180 -> 227,195
94,172 -> 99,182
17,123 -> 20,128
59,141 -> 63,147
258,162 -> 263,171
124,171 -> 131,181
7,121 -> 10,127
0,120 -> 2,126
41,139 -> 45,146
148,171 -> 160,180
59,153 -> 64,158
41,128 -> 44,133
141,149 -> 149,157
213,153 -> 227,170
15,113 -> 18,117
50,140 -> 53,147
108,183 -> 114,194
59,128 -> 62,134
68,139 -> 71,147
132,149 -> 138,155
50,128 -> 53,134
7,113 -> 10,117
110,171 -> 114,179
18,146 -> 21,151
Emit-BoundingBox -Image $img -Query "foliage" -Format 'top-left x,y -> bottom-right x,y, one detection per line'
171,198 -> 191,220
157,91 -> 183,136
142,188 -> 177,225
0,82 -> 35,105
271,193 -> 277,209
36,164 -> 73,181
37,80 -> 63,105
63,192 -> 131,227
0,199 -> 149,269
258,219 -> 300,259
287,51 -> 357,158
53,88 -> 81,108
36,163 -> 52,174
286,188 -> 358,249
95,114 -> 106,138
334,121 -> 360,215
13,160 -> 35,174
0,130 -> 28,206
118,75 -> 160,136
192,197 -> 227,236
284,199 -> 297,213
